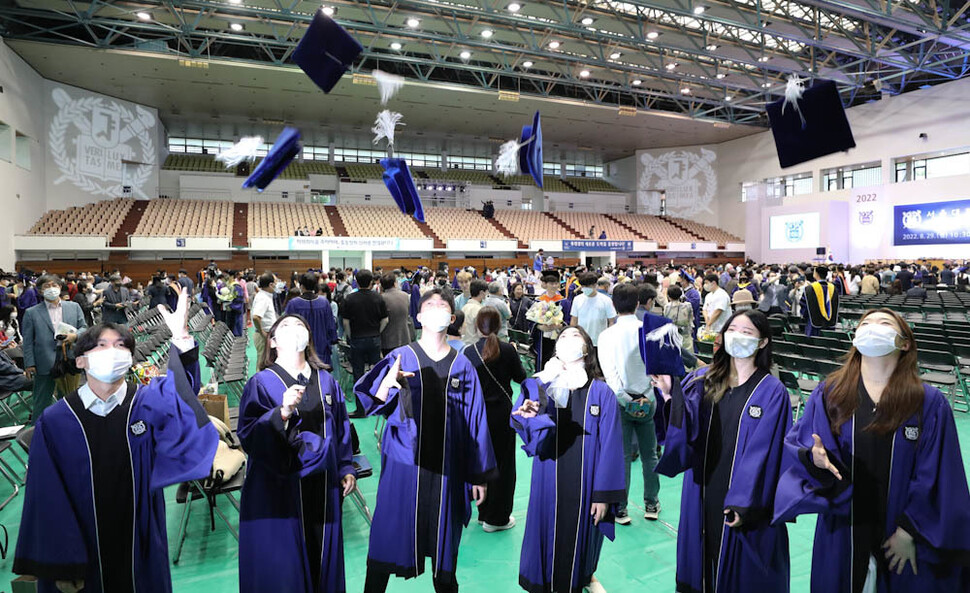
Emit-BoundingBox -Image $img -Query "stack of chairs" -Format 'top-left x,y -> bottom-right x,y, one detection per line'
201,322 -> 248,403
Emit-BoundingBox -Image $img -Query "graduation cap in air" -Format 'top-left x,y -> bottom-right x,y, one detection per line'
518,111 -> 543,188
766,77 -> 856,169
242,127 -> 302,192
639,313 -> 685,376
291,9 -> 363,94
380,157 -> 426,223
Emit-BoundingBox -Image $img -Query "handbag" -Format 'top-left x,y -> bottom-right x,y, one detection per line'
49,338 -> 79,379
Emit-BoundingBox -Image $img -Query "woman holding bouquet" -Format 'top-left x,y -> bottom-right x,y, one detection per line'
529,272 -> 571,369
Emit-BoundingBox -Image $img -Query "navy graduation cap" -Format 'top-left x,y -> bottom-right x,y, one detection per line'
639,312 -> 686,376
518,111 -> 543,188
381,158 -> 426,223
292,9 -> 364,94
766,79 -> 856,169
242,127 -> 301,192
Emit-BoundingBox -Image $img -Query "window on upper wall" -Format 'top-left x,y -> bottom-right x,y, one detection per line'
448,156 -> 491,170
820,161 -> 881,191
543,162 -> 560,176
893,149 -> 970,183
0,122 -> 11,163
14,132 -> 30,170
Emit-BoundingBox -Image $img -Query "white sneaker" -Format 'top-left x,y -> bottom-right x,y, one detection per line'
644,502 -> 661,521
482,516 -> 516,533
615,510 -> 632,525
585,578 -> 607,593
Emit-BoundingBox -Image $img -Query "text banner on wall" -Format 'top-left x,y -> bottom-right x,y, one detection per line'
562,240 -> 633,251
848,186 -> 885,263
288,236 -> 400,250
893,199 -> 970,246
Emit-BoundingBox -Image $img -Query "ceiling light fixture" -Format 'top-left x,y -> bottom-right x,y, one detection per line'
228,0 -> 242,4
508,2 -> 522,11
322,6 -> 335,16
136,11 -> 151,20
579,69 -> 590,78
460,50 -> 472,59
715,72 -> 726,79
406,17 -> 420,27
693,5 -> 706,15
681,87 -> 691,94
548,41 -> 561,49
758,56 -> 770,62
230,22 -> 244,31
665,62 -> 677,70
646,31 -> 659,40
725,94 -> 733,101
580,17 -> 595,25
632,79 -> 642,86
522,60 -> 533,68
609,52 -> 621,59
706,43 -> 718,51
390,42 -> 402,50
481,29 -> 494,38
761,82 -> 771,88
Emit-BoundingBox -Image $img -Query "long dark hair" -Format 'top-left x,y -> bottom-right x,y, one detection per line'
476,306 -> 501,363
697,309 -> 773,403
260,314 -> 326,371
824,308 -> 923,435
556,326 -> 603,380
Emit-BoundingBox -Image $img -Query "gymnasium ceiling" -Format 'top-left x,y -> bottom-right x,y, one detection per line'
2,0 -> 969,160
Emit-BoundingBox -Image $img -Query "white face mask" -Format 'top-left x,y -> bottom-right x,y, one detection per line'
419,308 -> 452,333
724,331 -> 761,359
43,287 -> 61,302
274,325 -> 310,353
555,337 -> 586,363
853,324 -> 899,357
582,287 -> 595,297
85,348 -> 133,383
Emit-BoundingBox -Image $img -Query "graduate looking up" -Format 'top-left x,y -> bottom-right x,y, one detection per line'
237,313 -> 356,593
355,288 -> 496,593
14,285 -> 218,593
774,308 -> 970,592
652,309 -> 792,593
512,326 -> 624,593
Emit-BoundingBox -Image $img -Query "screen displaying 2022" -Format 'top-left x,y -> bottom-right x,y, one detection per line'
769,212 -> 821,250
893,199 -> 970,246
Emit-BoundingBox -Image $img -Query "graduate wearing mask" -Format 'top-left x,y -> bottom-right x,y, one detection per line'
284,272 -> 338,368
237,314 -> 356,593
513,327 -> 625,593
355,288 -> 496,593
652,309 -> 792,593
14,287 -> 218,593
774,308 -> 970,592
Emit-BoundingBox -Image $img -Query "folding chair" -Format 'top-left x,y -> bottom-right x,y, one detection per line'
349,454 -> 374,525
171,471 -> 245,564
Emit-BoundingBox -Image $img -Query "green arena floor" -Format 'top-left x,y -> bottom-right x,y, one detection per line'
0,328 -> 967,592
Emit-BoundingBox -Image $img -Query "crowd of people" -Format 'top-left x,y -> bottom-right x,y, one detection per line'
4,255 -> 970,593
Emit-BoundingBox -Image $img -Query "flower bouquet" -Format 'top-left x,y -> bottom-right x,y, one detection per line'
217,284 -> 236,311
526,300 -> 564,338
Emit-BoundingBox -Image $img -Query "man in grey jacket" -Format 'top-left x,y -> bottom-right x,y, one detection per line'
379,273 -> 412,355
22,274 -> 87,419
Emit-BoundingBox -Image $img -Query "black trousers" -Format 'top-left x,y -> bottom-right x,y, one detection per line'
477,403 -> 516,526
364,565 -> 458,593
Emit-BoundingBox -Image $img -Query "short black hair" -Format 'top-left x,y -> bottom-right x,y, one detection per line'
380,273 -> 396,291
668,285 -> 683,301
418,287 -> 456,313
74,323 -> 135,358
258,272 -> 275,289
356,269 -> 374,288
37,274 -> 62,289
300,271 -> 319,292
579,273 -> 598,287
637,283 -> 658,306
612,283 -> 639,314
814,265 -> 829,278
704,273 -> 720,285
447,310 -> 465,336
470,279 -> 488,298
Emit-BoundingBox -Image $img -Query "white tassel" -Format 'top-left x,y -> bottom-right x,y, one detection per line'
373,70 -> 405,105
643,322 -> 683,351
495,139 -> 523,177
215,136 -> 263,168
371,110 -> 404,147
782,74 -> 807,127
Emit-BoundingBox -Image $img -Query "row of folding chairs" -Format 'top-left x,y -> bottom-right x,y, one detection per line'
202,322 -> 248,402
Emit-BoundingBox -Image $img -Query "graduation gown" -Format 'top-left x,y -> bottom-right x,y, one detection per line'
774,383 -> 970,592
354,344 -> 496,582
800,281 -> 839,337
237,364 -> 355,593
529,297 -> 572,370
18,286 -> 38,318
284,295 -> 338,367
409,284 -> 422,329
13,345 -> 218,593
512,378 -> 625,593
684,287 -> 703,341
228,284 -> 246,336
656,367 -> 792,593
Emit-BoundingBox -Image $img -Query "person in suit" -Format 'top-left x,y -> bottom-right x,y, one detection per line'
23,274 -> 87,419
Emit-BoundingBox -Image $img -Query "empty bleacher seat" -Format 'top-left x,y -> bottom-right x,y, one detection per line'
27,198 -> 134,238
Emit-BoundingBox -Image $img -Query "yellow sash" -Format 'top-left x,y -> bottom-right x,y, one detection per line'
810,282 -> 835,321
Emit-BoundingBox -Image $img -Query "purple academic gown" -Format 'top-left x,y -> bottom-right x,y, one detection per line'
354,344 -> 496,582
529,297 -> 572,370
774,383 -> 970,593
409,284 -> 423,330
18,286 -> 38,318
237,365 -> 355,593
656,367 -> 792,593
284,295 -> 338,367
684,287 -> 702,342
513,378 -> 625,593
229,284 -> 246,336
13,345 -> 218,593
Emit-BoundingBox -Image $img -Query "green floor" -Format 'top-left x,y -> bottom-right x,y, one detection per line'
0,330 -> 968,592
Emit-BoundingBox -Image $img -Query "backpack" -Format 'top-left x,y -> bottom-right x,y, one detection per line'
665,301 -> 693,337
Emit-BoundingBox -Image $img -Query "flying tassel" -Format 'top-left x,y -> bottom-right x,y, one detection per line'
372,110 -> 404,148
215,136 -> 264,168
642,322 -> 683,351
782,74 -> 807,127
373,70 -> 405,105
494,139 -> 523,177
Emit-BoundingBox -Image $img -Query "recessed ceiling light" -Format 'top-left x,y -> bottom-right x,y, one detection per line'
321,6 -> 335,16
761,82 -> 771,88
609,52 -> 621,59
725,94 -> 733,101
681,87 -> 691,94
230,22 -> 244,31
665,62 -> 677,70
716,73 -> 726,79
758,56 -> 770,62
390,42 -> 402,50
579,69 -> 590,78
406,17 -> 420,28
136,11 -> 151,20
632,79 -> 642,86
548,40 -> 561,49
646,31 -> 660,40
693,5 -> 706,15
508,2 -> 522,12
522,60 -> 533,68
460,50 -> 472,59
481,29 -> 494,38
580,17 -> 595,25
706,43 -> 718,51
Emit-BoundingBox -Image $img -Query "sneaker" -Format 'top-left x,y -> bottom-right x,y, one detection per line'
644,502 -> 661,521
482,516 -> 516,533
585,578 -> 607,593
615,510 -> 631,525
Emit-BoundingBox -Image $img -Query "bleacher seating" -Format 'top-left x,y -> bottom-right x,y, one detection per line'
162,154 -> 228,173
423,208 -> 507,242
342,163 -> 385,181
249,202 -> 334,238
566,177 -> 624,193
133,199 -> 233,237
665,217 -> 742,243
492,209 -> 577,242
551,212 -> 642,241
28,198 -> 134,237
418,168 -> 495,185
610,214 -> 697,244
335,205 -> 427,238
495,175 -> 576,192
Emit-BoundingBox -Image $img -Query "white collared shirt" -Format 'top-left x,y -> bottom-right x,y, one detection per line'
596,314 -> 650,404
78,381 -> 128,417
46,300 -> 63,336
